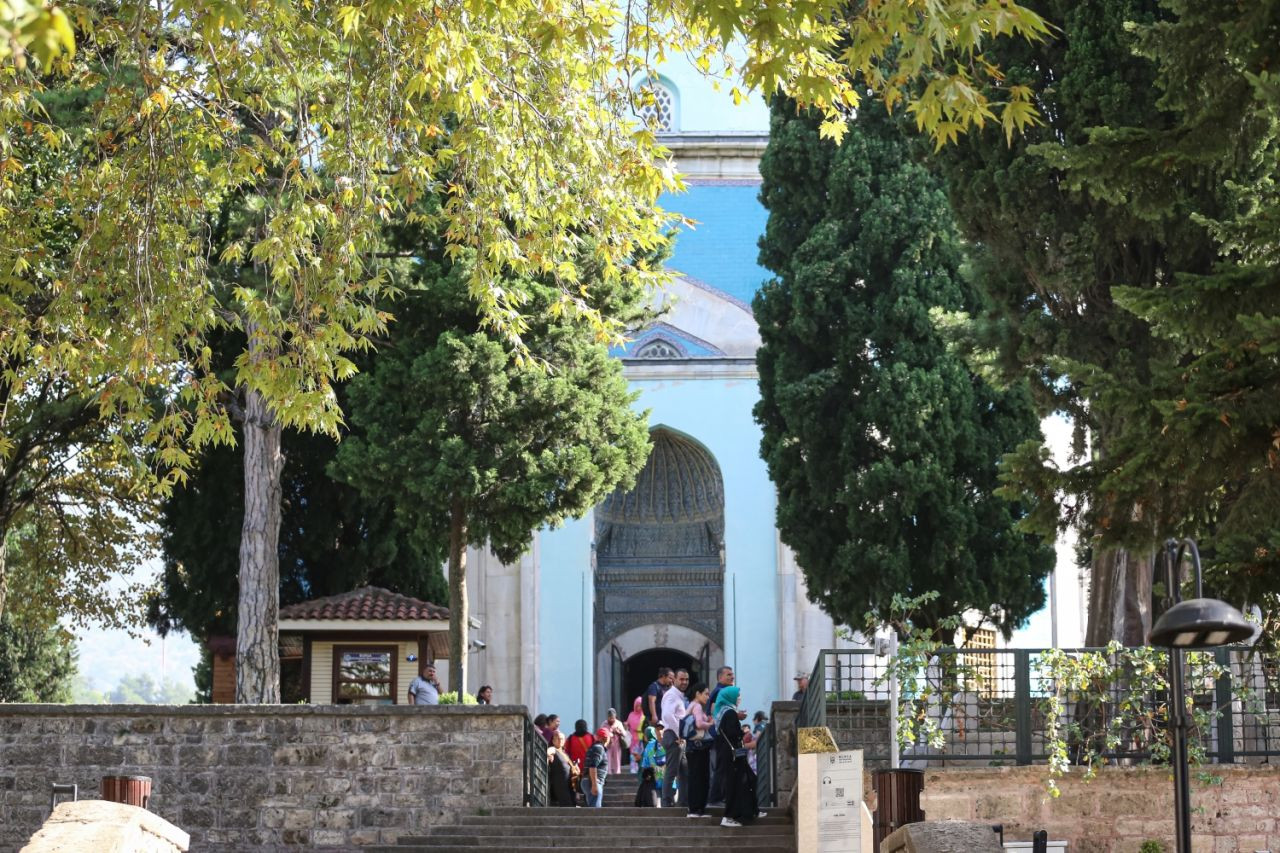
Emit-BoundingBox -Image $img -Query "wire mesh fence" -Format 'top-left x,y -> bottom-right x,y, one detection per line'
523,715 -> 549,806
755,715 -> 776,808
796,646 -> 1280,768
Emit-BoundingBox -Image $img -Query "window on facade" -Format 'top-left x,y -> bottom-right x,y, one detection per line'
637,83 -> 675,132
333,645 -> 397,705
963,628 -> 998,697
634,338 -> 681,359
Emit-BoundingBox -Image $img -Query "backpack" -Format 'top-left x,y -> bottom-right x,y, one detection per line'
678,709 -> 698,741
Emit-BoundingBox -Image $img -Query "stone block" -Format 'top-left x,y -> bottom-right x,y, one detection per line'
312,829 -> 347,845
315,808 -> 355,830
273,744 -> 329,766
348,829 -> 380,845
21,800 -> 189,853
279,828 -> 311,845
69,744 -> 125,766
465,713 -> 520,732
179,805 -> 217,829
339,716 -> 391,734
222,745 -> 271,767
922,793 -> 973,820
297,716 -> 337,734
881,820 -> 1004,853
359,806 -> 399,828
973,793 -> 1022,820
176,745 -> 220,766
2,745 -> 56,766
230,718 -> 264,735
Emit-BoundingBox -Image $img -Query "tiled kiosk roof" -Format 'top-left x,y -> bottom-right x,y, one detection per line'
278,586 -> 449,621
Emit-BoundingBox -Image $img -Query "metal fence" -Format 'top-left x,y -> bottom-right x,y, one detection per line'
755,715 -> 776,808
523,715 -> 549,807
796,646 -> 1280,767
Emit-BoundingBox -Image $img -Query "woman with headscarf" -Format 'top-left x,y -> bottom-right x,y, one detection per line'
546,730 -> 577,807
712,686 -> 760,827
625,696 -> 645,772
635,725 -> 664,807
564,719 -> 595,772
601,708 -> 629,775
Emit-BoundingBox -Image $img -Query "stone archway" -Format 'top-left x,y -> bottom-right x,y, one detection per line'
593,622 -> 724,723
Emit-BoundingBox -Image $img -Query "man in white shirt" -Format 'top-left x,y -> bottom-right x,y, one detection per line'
407,663 -> 440,705
659,668 -> 690,807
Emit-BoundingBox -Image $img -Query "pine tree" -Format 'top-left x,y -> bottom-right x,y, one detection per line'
1052,0 -> 1280,607
754,101 -> 1054,638
0,613 -> 76,702
930,0 -> 1230,644
331,246 -> 652,695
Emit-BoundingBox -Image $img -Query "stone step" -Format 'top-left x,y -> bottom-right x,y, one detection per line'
373,840 -> 788,845
425,823 -> 792,838
396,833 -> 792,848
456,814 -> 790,827
484,806 -> 786,819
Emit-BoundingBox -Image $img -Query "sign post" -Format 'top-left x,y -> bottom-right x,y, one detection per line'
796,728 -> 873,853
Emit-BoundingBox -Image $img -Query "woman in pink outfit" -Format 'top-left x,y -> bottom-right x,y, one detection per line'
602,708 -> 629,775
626,696 -> 645,771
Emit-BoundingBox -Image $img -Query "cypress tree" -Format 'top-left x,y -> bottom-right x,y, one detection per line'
754,101 -> 1054,638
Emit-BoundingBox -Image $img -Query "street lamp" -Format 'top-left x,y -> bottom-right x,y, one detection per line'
1147,538 -> 1253,853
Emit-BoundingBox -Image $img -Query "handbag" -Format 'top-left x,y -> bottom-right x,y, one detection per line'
719,717 -> 749,761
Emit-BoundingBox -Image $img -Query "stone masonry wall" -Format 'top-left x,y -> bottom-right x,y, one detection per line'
0,704 -> 529,850
920,765 -> 1280,853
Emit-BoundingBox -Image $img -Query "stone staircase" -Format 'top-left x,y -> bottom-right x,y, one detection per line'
374,770 -> 796,852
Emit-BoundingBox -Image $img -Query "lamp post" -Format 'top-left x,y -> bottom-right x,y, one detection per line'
1147,538 -> 1253,853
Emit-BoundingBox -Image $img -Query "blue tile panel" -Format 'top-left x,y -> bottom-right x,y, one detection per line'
660,183 -> 770,308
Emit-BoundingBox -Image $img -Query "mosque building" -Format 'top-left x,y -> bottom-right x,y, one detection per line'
461,61 -> 1084,724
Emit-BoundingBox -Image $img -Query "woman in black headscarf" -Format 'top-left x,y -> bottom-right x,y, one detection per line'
546,730 -> 577,806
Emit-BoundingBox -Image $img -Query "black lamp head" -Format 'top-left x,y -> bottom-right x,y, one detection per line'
1148,598 -> 1254,649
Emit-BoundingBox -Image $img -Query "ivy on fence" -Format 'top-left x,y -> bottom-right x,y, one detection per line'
860,592 -> 1270,797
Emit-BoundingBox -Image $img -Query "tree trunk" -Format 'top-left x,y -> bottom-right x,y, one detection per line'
447,499 -> 468,699
1085,546 -> 1155,647
236,386 -> 284,703
0,531 -> 8,623
1083,417 -> 1156,648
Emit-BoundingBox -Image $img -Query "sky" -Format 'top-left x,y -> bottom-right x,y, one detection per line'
1008,414 -> 1086,650
72,557 -> 200,693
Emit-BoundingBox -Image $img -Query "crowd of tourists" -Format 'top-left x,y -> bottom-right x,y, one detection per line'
537,665 -> 771,828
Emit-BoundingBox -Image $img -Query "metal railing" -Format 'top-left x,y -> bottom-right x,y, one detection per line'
523,716 -> 549,807
755,716 -> 776,808
796,646 -> 1280,767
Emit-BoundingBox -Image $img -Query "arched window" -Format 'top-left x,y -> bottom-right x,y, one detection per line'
634,338 -> 682,359
637,81 -> 676,132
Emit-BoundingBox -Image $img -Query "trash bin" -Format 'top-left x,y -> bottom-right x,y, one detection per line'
100,775 -> 151,809
873,768 -> 924,848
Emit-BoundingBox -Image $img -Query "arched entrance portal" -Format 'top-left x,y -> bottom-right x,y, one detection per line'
592,427 -> 726,721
